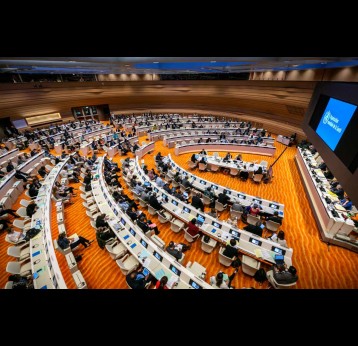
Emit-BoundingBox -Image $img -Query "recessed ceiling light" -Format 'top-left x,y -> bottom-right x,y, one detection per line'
292,64 -> 298,67
69,60 -> 76,63
153,61 -> 159,64
125,64 -> 130,67
210,61 -> 216,63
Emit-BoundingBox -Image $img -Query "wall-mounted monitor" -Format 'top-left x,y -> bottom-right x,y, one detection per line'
120,218 -> 126,226
183,207 -> 190,213
303,83 -> 358,204
252,198 -> 262,205
223,189 -> 231,195
269,203 -> 279,210
199,180 -> 206,185
114,209 -> 118,216
238,193 -> 246,199
172,199 -> 178,206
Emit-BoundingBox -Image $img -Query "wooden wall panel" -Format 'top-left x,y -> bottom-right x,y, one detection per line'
0,80 -> 316,135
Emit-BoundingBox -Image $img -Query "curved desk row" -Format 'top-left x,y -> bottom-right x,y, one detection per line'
0,148 -> 20,164
30,158 -> 71,289
295,148 -> 357,252
106,136 -> 139,158
29,122 -> 105,151
91,157 -> 212,289
165,136 -> 274,149
149,126 -> 266,142
175,143 -> 276,157
0,151 -> 46,201
135,142 -> 155,159
134,157 -> 292,266
166,154 -> 284,217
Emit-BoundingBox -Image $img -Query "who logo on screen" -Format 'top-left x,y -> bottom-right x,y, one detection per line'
323,110 -> 331,125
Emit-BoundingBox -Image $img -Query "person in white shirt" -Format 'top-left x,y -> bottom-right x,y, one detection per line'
268,230 -> 288,248
7,228 -> 26,243
210,272 -> 230,289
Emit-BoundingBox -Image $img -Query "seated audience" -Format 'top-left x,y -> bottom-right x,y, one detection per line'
165,241 -> 191,261
57,232 -> 93,250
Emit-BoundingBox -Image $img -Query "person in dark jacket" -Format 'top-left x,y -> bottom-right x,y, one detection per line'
191,193 -> 204,212
165,241 -> 191,261
96,214 -> 109,229
26,203 -> 38,217
126,266 -> 151,289
57,233 -> 93,250
244,221 -> 263,237
265,211 -> 282,225
149,193 -> 162,211
222,239 -> 239,258
136,214 -> 160,235
218,191 -> 230,205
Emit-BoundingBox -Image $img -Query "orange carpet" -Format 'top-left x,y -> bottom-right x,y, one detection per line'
1,129 -> 358,289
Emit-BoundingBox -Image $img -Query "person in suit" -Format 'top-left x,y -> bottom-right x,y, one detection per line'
244,220 -> 263,237
218,190 -> 230,205
165,241 -> 191,261
96,214 -> 110,229
137,214 -> 160,235
254,166 -> 263,175
126,266 -> 152,289
267,264 -> 298,285
266,211 -> 282,225
57,233 -> 93,250
330,184 -> 345,200
191,153 -> 198,163
181,176 -> 193,189
223,239 -> 239,258
234,153 -> 243,161
223,152 -> 232,161
149,193 -> 162,211
191,193 -> 204,212
199,149 -> 207,155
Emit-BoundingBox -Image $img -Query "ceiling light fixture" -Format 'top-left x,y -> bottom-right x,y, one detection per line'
210,61 -> 216,63
153,61 -> 159,64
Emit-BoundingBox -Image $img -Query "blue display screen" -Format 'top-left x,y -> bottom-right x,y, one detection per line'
129,228 -> 136,236
316,97 -> 357,150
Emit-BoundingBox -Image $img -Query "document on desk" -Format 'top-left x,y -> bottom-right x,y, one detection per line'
56,201 -> 62,207
167,275 -> 179,289
254,249 -> 263,258
261,249 -> 273,261
155,268 -> 167,280
334,204 -> 346,212
138,250 -> 149,260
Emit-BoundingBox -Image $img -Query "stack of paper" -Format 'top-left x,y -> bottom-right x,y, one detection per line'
254,249 -> 263,258
167,275 -> 179,289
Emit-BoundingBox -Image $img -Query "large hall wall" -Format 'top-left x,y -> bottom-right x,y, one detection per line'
0,80 -> 316,139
